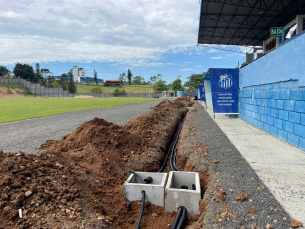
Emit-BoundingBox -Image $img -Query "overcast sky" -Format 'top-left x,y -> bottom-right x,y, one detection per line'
0,0 -> 244,83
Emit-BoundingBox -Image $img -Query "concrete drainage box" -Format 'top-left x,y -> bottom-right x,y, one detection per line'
165,171 -> 201,216
124,172 -> 167,207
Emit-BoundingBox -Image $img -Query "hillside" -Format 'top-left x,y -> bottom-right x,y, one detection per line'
0,84 -> 33,98
76,83 -> 153,94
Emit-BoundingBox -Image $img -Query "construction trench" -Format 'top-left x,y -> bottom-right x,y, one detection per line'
0,98 -> 300,229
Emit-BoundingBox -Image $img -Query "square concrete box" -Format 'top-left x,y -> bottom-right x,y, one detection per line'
124,172 -> 167,207
165,171 -> 201,216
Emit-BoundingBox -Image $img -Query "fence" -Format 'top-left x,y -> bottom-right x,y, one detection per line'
0,78 -> 166,98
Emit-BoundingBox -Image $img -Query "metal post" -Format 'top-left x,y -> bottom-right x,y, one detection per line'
281,28 -> 285,46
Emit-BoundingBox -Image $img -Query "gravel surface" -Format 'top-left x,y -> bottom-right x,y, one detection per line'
0,100 -> 161,154
190,103 -> 294,228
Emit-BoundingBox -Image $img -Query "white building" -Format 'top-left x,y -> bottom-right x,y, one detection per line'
72,66 -> 86,82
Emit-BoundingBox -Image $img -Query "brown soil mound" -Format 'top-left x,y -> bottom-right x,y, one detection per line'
0,87 -> 33,99
175,96 -> 193,107
154,99 -> 173,108
0,99 -> 190,228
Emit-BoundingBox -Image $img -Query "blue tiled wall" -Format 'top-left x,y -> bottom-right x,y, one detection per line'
239,81 -> 305,151
240,33 -> 305,87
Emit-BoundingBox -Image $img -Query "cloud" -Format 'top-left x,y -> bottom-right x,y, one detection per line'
210,55 -> 224,60
180,69 -> 192,71
207,49 -> 219,53
0,0 -> 201,66
184,62 -> 196,65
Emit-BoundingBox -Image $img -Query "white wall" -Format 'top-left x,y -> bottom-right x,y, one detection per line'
72,66 -> 78,82
204,79 -> 213,106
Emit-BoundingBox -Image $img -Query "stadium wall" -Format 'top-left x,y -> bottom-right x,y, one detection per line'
239,33 -> 305,151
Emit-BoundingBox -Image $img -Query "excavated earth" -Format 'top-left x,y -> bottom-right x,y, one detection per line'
0,98 -> 196,229
176,102 -> 302,229
2,97 -> 300,229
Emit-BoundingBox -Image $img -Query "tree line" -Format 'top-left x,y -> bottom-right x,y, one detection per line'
118,69 -> 206,92
1,63 -> 206,94
0,63 -> 77,93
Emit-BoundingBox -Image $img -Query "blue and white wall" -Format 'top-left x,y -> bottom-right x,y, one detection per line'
239,33 -> 305,151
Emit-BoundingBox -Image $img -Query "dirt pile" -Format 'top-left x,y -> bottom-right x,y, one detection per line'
0,99 -> 190,228
0,86 -> 33,99
175,96 -> 193,107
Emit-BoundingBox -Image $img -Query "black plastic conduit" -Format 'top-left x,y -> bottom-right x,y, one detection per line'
170,118 -> 185,171
171,206 -> 187,229
176,206 -> 187,229
158,118 -> 183,172
129,115 -> 187,229
171,206 -> 183,228
168,118 -> 188,229
128,170 -> 146,229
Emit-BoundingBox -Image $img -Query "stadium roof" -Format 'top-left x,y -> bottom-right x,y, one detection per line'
198,0 -> 305,53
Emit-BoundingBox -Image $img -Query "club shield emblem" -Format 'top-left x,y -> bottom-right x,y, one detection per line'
218,74 -> 233,89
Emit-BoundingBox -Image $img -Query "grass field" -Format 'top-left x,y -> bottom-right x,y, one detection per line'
76,84 -> 153,94
0,97 -> 160,124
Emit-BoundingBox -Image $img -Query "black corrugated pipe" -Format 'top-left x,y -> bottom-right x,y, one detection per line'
158,134 -> 176,172
171,206 -> 183,229
176,206 -> 187,229
128,170 -> 146,229
128,169 -> 144,183
171,206 -> 187,229
137,190 -> 145,229
159,118 -> 183,172
170,118 -> 185,171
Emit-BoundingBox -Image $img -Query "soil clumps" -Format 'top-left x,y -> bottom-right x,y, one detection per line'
0,99 -> 190,228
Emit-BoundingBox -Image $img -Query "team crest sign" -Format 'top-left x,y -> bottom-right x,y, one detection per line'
218,74 -> 233,89
209,69 -> 239,114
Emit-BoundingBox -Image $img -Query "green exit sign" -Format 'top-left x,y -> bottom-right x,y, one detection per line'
270,27 -> 284,36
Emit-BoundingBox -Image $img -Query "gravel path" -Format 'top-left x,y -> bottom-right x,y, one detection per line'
188,104 -> 294,228
0,100 -> 161,154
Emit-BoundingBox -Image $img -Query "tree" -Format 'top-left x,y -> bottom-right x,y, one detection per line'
94,70 -> 98,85
47,76 -> 55,87
59,73 -> 68,90
132,76 -> 145,85
41,69 -> 51,78
119,73 -> 126,81
113,88 -> 127,95
35,63 -> 40,76
32,63 -> 42,83
67,69 -> 73,76
172,77 -> 183,92
185,73 -> 206,90
38,77 -> 47,87
52,80 -> 61,88
68,77 -> 77,93
127,69 -> 133,85
153,80 -> 168,92
90,87 -> 103,94
0,66 -> 10,76
13,63 -> 35,81
150,74 -> 162,85
60,73 -> 68,82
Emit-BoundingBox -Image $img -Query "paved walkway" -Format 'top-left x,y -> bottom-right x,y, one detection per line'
201,102 -> 305,225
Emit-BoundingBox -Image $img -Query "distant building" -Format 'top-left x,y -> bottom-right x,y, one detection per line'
80,76 -> 104,83
72,66 -> 86,82
105,80 -> 125,87
53,75 -> 104,83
